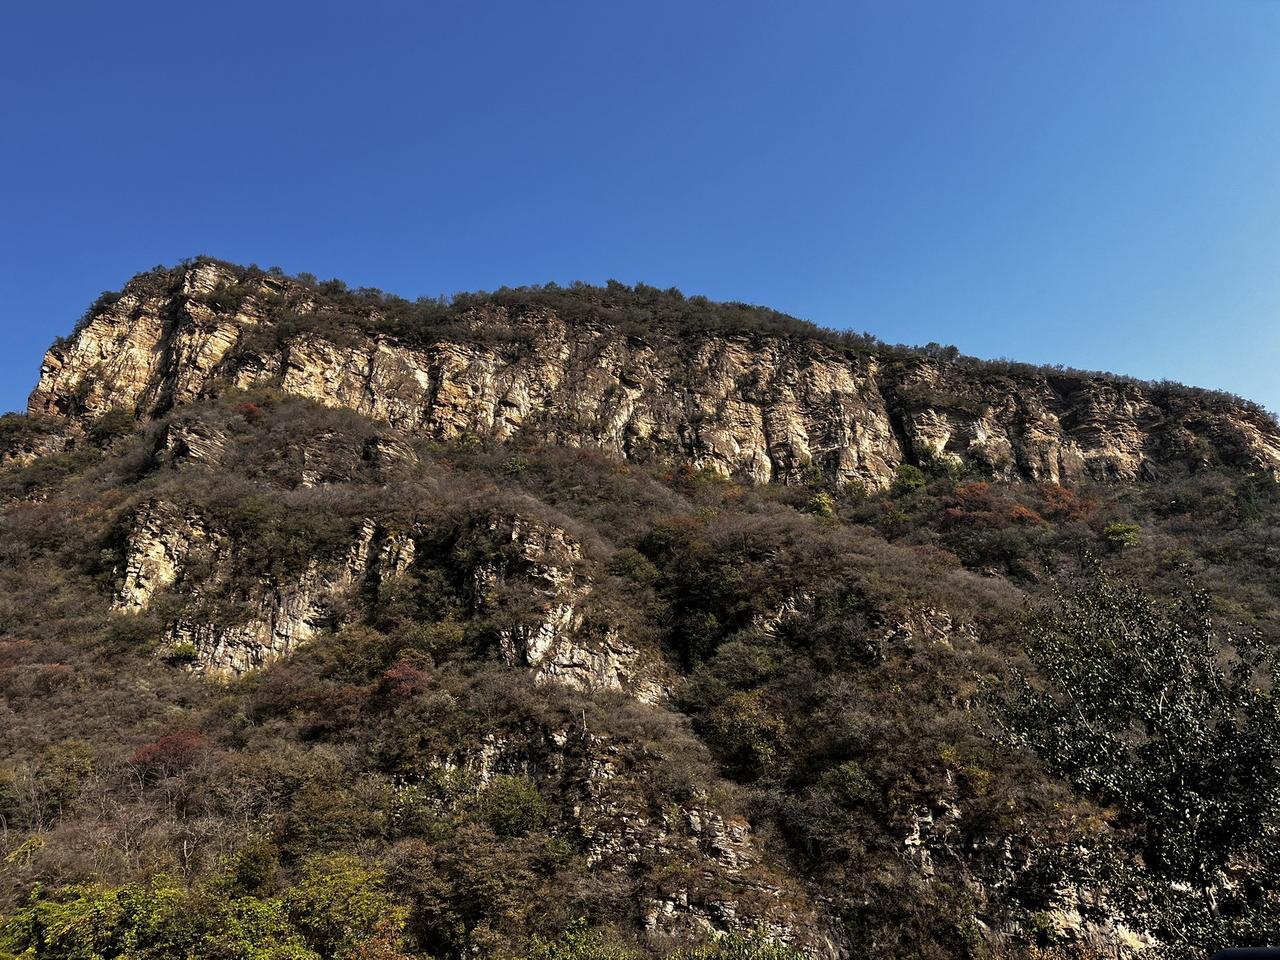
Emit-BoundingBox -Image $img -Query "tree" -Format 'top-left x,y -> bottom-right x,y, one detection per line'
1000,563 -> 1280,886
1100,520 -> 1140,551
892,464 -> 926,494
284,856 -> 411,959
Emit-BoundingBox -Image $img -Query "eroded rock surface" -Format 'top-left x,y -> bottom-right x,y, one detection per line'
422,727 -> 832,955
32,260 -> 1280,490
116,508 -> 415,675
467,513 -> 667,702
113,498 -> 669,696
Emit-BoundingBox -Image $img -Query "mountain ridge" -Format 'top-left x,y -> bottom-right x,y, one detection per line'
27,257 -> 1280,489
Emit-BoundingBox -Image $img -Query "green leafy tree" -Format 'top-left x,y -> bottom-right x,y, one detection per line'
284,856 -> 410,959
1000,564 -> 1280,886
891,463 -> 926,494
1101,520 -> 1141,551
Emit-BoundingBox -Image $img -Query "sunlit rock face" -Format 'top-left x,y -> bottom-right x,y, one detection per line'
466,512 -> 668,703
115,508 -> 416,676
112,495 -> 667,695
32,260 -> 1280,492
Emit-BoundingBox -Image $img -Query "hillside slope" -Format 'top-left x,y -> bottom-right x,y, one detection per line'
3,260 -> 1280,960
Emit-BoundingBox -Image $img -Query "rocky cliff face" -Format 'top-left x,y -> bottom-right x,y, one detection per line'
116,504 -> 416,675
467,513 -> 667,703
30,259 -> 1280,490
111,497 -> 667,694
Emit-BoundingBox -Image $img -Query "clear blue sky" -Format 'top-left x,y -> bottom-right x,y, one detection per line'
3,1 -> 1279,414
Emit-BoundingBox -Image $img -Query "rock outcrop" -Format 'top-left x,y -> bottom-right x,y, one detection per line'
0,423 -> 67,468
902,800 -> 1156,955
162,516 -> 417,675
467,513 -> 667,703
421,727 -> 831,954
114,502 -> 216,613
116,508 -> 415,675
30,259 -> 1280,490
114,497 -> 668,694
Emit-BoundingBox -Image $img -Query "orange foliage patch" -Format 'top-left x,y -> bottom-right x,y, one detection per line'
1008,504 -> 1044,524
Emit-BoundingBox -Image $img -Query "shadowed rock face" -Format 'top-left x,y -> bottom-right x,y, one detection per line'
30,260 -> 1280,490
114,505 -> 417,676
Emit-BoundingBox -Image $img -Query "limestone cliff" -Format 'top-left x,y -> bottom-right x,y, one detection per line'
466,513 -> 667,703
30,259 -> 1280,489
111,492 -> 670,695
116,506 -> 416,675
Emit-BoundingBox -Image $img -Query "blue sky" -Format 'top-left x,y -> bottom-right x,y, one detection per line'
2,1 -> 1279,414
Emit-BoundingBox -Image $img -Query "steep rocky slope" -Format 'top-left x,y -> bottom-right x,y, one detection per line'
29,259 -> 1280,490
4,259 -> 1280,960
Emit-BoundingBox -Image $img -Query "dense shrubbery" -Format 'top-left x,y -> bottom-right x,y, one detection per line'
0,865 -> 803,960
0,858 -> 413,960
4,342 -> 1280,957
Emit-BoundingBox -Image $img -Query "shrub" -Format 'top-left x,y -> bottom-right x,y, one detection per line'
88,408 -> 136,445
606,547 -> 660,585
284,856 -> 409,958
163,642 -> 199,666
380,660 -> 432,703
68,290 -> 123,336
526,920 -> 641,960
0,862 -> 416,960
1101,520 -> 1140,550
1008,504 -> 1043,525
672,932 -> 811,960
807,491 -> 837,518
475,775 -> 548,838
130,730 -> 209,778
203,281 -> 254,313
226,838 -> 281,896
706,689 -> 787,776
892,463 -> 927,494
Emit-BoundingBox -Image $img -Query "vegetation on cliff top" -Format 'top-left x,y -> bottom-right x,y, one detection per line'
78,257 -> 1275,421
